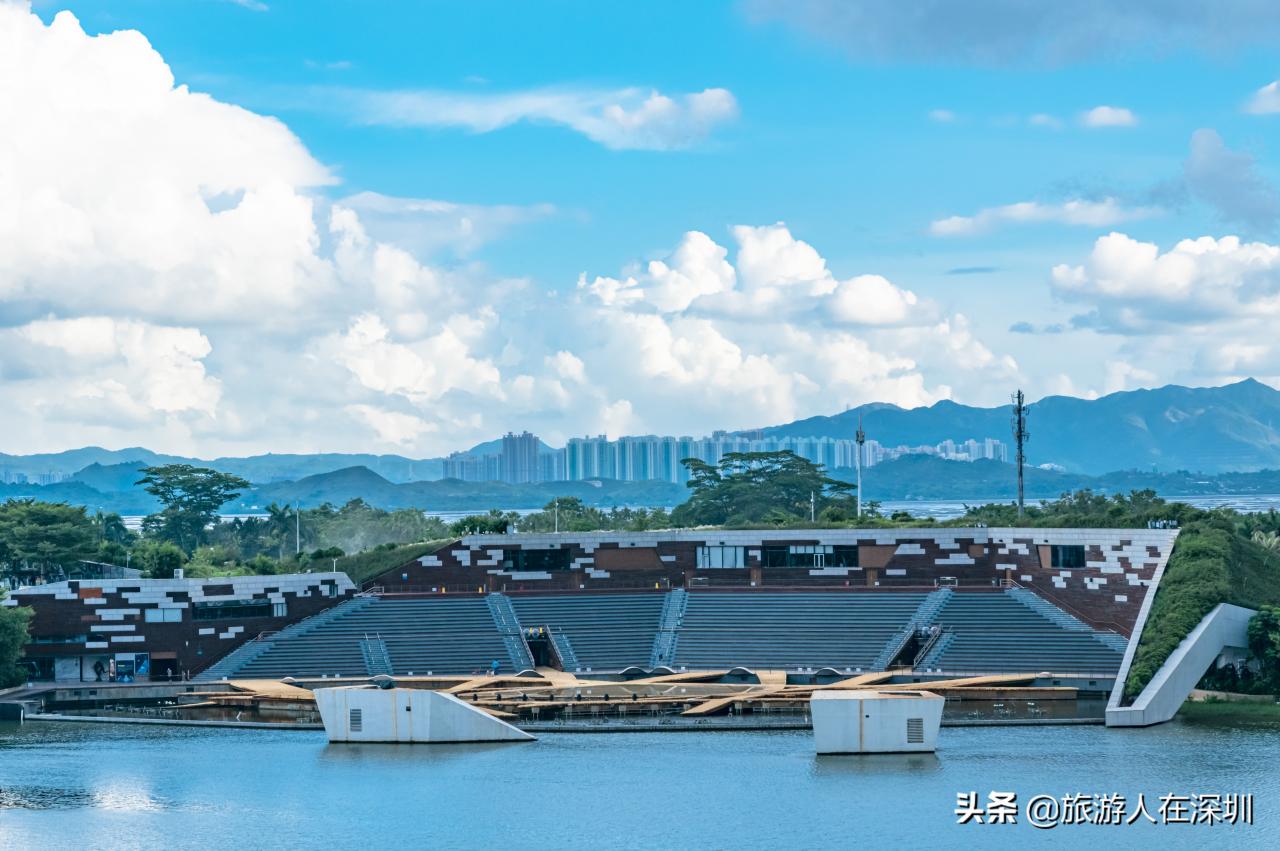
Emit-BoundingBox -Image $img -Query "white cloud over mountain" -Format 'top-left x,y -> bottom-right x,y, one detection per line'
0,3 -> 1022,456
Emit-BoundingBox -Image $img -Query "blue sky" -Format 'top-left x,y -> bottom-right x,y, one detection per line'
5,0 -> 1280,455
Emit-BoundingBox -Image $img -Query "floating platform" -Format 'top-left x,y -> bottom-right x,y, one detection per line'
811,689 -> 944,754
315,686 -> 536,744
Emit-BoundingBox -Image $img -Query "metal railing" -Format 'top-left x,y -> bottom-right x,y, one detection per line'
1001,578 -> 1130,638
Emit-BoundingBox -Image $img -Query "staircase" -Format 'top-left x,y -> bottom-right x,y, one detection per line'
359,636 -> 393,676
871,627 -> 914,671
648,588 -> 688,668
914,587 -> 953,627
1007,587 -> 1129,652
917,629 -> 956,669
549,629 -> 581,672
486,593 -> 534,671
194,595 -> 378,682
870,588 -> 953,670
195,633 -> 275,682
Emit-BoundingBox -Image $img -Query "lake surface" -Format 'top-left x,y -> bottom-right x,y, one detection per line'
0,718 -> 1274,849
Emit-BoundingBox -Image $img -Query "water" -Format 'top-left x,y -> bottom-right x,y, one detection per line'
0,719 -> 1274,849
880,494 -> 1280,521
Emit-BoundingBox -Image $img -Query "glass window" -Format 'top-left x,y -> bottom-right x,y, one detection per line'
144,608 -> 181,623
697,546 -> 745,568
272,601 -> 287,617
501,549 -> 571,571
193,600 -> 272,620
761,544 -> 856,568
1050,544 -> 1086,569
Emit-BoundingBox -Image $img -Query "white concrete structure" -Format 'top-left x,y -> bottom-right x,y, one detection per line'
811,689 -> 944,754
1106,603 -> 1257,727
315,686 -> 535,744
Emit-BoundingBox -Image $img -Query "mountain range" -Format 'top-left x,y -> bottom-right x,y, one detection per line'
6,380 -> 1280,514
751,378 -> 1280,475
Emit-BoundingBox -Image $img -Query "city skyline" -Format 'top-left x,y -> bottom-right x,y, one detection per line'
444,429 -> 1009,485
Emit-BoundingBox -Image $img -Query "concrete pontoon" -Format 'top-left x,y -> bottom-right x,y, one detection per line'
315,685 -> 536,744
811,689 -> 944,754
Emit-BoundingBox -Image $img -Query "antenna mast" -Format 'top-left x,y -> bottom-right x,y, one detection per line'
855,414 -> 866,518
1011,390 -> 1030,519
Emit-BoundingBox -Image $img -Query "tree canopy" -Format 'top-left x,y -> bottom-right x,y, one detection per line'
137,464 -> 250,552
0,499 -> 98,575
670,451 -> 856,527
0,593 -> 32,687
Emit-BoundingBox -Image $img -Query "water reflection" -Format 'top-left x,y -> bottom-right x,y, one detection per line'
0,785 -> 97,810
318,740 -> 518,765
90,783 -> 166,812
812,752 -> 943,777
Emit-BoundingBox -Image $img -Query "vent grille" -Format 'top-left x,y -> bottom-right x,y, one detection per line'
350,708 -> 363,732
906,717 -> 924,744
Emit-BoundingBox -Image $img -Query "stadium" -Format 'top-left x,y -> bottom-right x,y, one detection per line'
10,527 -> 1176,706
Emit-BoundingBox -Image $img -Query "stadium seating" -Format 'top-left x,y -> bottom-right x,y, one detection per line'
672,592 -> 929,671
921,591 -> 1124,674
215,588 -> 1128,679
509,593 -> 665,672
233,597 -> 511,678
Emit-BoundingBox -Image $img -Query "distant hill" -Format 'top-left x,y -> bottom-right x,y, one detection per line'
9,379 -> 1280,484
234,467 -> 687,512
0,448 -> 443,484
753,379 -> 1280,474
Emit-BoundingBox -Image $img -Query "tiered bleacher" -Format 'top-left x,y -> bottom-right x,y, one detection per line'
672,592 -> 929,671
923,591 -> 1124,674
214,587 -> 1129,680
509,593 -> 665,672
233,597 -> 511,678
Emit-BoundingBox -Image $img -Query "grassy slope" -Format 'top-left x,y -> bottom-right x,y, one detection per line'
1125,520 -> 1280,698
333,539 -> 453,586
1178,700 -> 1280,726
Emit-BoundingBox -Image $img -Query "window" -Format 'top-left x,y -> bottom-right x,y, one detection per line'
760,544 -> 858,568
1050,544 -> 1086,569
193,600 -> 272,620
501,548 -> 571,571
144,608 -> 182,623
697,545 -> 746,569
272,601 -> 287,617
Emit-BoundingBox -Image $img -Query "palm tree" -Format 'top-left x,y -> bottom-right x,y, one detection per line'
1252,530 -> 1280,553
266,503 -> 292,560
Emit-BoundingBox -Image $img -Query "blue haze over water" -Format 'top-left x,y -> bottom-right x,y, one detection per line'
0,720 -> 1274,849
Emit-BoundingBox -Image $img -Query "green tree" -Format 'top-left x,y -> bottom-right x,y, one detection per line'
1247,605 -> 1280,692
129,539 -> 188,579
0,592 -> 33,687
0,499 -> 98,577
136,465 -> 250,553
670,451 -> 856,527
449,509 -> 519,536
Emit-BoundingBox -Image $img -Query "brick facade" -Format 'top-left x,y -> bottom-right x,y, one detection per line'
6,572 -> 356,681
373,527 -> 1177,636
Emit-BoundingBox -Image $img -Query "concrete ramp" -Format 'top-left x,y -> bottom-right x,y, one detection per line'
316,686 -> 535,743
1106,603 -> 1256,728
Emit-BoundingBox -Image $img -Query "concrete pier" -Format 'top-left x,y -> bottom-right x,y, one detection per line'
811,689 -> 944,754
315,686 -> 535,744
